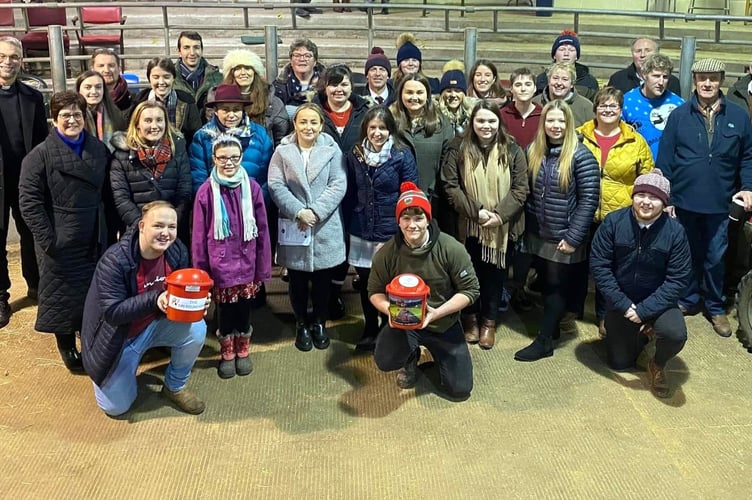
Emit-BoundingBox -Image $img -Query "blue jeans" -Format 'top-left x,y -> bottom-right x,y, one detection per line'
675,209 -> 728,316
92,318 -> 206,416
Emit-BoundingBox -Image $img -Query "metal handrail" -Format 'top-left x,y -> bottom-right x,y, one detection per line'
3,1 -> 751,92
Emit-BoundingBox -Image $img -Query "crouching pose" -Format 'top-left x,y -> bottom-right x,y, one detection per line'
368,182 -> 479,400
590,170 -> 691,398
81,201 -> 209,416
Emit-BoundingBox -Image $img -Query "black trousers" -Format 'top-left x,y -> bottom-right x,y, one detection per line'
464,237 -> 507,321
374,321 -> 473,398
538,258 -> 579,339
604,308 -> 686,370
216,297 -> 254,336
288,267 -> 333,323
355,266 -> 386,336
0,171 -> 39,300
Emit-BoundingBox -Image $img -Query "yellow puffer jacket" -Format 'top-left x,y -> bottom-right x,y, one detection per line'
578,120 -> 655,222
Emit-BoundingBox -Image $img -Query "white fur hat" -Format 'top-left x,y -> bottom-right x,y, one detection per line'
222,49 -> 265,80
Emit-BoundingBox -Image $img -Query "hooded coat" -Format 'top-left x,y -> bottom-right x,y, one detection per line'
19,131 -> 109,334
268,132 -> 346,272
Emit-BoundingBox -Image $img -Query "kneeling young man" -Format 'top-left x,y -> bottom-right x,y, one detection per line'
368,183 -> 479,400
590,170 -> 691,398
81,201 -> 209,416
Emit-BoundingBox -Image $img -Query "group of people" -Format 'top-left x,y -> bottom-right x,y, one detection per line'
1,26 -> 751,417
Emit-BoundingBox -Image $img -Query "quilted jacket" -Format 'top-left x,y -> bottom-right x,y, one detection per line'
19,131 -> 109,334
590,207 -> 691,321
81,224 -> 189,387
526,142 -> 600,249
578,120 -> 654,222
109,132 -> 193,228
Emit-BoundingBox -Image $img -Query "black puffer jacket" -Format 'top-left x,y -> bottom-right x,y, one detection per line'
19,131 -> 109,334
109,132 -> 192,228
526,142 -> 599,249
81,224 -> 189,386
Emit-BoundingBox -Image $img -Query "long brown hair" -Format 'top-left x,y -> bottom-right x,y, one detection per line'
527,100 -> 578,191
460,99 -> 512,169
75,70 -> 127,133
389,73 -> 442,137
223,71 -> 269,126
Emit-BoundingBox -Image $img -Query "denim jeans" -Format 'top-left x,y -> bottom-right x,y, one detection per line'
675,209 -> 728,316
92,317 -> 206,416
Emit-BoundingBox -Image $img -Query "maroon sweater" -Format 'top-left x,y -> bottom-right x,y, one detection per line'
500,101 -> 543,150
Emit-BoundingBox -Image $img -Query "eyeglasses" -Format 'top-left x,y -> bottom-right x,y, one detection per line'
59,112 -> 85,121
597,104 -> 621,111
214,155 -> 242,165
0,53 -> 21,64
291,53 -> 314,61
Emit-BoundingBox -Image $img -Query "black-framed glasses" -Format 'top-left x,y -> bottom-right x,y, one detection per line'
214,155 -> 242,165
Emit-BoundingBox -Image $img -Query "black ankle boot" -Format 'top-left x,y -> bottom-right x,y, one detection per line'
514,335 -> 553,362
56,334 -> 85,373
328,294 -> 345,320
310,322 -> 330,350
295,322 -> 312,352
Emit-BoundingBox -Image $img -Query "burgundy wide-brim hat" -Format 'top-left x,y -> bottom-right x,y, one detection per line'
206,84 -> 248,107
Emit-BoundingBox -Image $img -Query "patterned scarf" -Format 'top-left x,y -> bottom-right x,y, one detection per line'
137,138 -> 172,179
361,136 -> 393,167
462,144 -> 511,268
110,76 -> 130,106
148,89 -> 178,126
179,58 -> 207,92
212,114 -> 253,149
209,166 -> 257,241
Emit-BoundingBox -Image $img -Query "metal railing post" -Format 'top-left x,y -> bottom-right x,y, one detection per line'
679,36 -> 696,101
48,25 -> 67,93
464,27 -> 477,77
265,25 -> 278,84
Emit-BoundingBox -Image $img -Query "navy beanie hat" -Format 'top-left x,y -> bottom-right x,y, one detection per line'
397,41 -> 422,65
551,30 -> 581,59
440,70 -> 467,93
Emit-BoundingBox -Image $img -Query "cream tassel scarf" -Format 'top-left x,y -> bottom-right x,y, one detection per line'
462,144 -> 511,268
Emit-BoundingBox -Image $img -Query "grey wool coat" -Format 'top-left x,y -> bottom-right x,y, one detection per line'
268,132 -> 346,272
19,131 -> 109,334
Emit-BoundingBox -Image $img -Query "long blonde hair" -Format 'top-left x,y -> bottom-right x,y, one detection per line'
527,100 -> 578,191
126,101 -> 177,153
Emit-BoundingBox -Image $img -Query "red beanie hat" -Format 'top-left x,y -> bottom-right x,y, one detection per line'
395,182 -> 432,221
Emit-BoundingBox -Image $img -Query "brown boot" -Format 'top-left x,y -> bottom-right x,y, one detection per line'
462,314 -> 479,343
161,386 -> 206,414
333,0 -> 343,12
478,318 -> 496,349
647,358 -> 670,398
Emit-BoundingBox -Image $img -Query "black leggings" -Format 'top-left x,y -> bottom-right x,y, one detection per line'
216,297 -> 254,336
288,268 -> 333,323
355,266 -> 387,335
538,258 -> 579,339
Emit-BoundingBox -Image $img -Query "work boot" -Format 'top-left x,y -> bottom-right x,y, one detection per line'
711,314 -> 732,337
161,386 -> 205,415
514,334 -> 553,362
0,300 -> 11,329
295,322 -> 313,352
234,333 -> 253,376
462,314 -> 479,343
396,352 -> 419,389
310,322 -> 330,350
647,358 -> 670,398
217,334 -> 236,379
478,318 -> 496,350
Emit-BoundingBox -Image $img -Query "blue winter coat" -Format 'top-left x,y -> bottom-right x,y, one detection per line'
657,93 -> 752,214
590,207 -> 691,321
526,142 -> 600,249
344,143 -> 418,242
189,115 -> 273,200
80,225 -> 191,387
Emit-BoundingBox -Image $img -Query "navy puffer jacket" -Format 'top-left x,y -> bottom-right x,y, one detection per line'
344,143 -> 418,242
80,225 -> 189,387
526,142 -> 599,249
